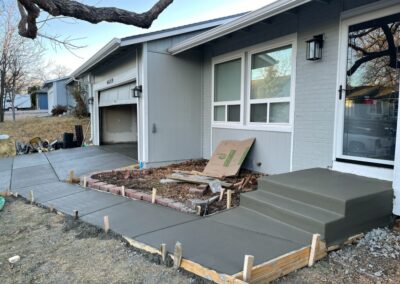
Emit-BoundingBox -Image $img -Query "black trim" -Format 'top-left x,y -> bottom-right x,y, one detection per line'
336,158 -> 394,169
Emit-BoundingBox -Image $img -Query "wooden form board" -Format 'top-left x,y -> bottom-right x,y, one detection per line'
123,235 -> 327,284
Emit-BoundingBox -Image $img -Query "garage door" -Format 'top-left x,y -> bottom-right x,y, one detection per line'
99,83 -> 137,107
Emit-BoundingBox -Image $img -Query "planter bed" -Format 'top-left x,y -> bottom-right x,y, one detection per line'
87,160 -> 262,215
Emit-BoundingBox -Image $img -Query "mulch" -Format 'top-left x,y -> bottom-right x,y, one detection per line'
92,160 -> 263,215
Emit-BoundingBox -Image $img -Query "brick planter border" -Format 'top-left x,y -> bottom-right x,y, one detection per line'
86,169 -> 196,214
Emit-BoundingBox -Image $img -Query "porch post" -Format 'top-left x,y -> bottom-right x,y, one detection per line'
393,84 -> 400,215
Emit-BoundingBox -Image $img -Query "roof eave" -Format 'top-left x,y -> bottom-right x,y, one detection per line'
168,0 -> 311,55
70,38 -> 121,79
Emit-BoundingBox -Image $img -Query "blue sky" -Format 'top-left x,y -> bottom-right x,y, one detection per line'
39,0 -> 275,73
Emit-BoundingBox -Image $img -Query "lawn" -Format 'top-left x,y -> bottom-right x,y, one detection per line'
0,115 -> 90,157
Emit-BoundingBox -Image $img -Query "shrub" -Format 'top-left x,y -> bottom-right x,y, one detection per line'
51,105 -> 67,116
70,84 -> 89,118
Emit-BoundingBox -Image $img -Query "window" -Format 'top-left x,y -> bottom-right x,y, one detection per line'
249,45 -> 292,124
212,57 -> 243,123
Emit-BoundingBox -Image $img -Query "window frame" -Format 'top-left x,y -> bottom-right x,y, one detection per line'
246,39 -> 296,129
211,53 -> 245,126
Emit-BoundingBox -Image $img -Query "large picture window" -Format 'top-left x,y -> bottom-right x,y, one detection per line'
249,45 -> 292,124
212,57 -> 242,123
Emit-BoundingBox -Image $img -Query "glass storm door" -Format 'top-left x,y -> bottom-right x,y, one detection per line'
341,13 -> 400,164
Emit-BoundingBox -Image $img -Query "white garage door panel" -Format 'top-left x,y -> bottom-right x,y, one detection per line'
99,83 -> 137,107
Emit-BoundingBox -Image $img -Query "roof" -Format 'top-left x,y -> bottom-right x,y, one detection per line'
43,76 -> 70,88
68,13 -> 246,81
168,0 -> 312,55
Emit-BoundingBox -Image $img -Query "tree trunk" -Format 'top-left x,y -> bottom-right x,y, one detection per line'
11,90 -> 16,121
0,70 -> 5,123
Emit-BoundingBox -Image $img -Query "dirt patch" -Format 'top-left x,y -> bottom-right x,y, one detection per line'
92,160 -> 262,215
0,115 -> 90,157
0,197 -> 208,283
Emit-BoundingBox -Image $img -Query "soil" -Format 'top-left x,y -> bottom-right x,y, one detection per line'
92,160 -> 263,215
0,197 -> 207,284
275,227 -> 400,284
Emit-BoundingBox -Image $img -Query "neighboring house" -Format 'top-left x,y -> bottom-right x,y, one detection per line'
69,0 -> 400,214
43,77 -> 75,113
4,94 -> 32,110
67,13 -> 245,163
32,89 -> 48,110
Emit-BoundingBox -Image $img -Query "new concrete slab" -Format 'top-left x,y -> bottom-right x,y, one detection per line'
51,152 -> 136,180
82,200 -> 198,238
45,147 -> 107,164
0,170 -> 11,190
43,190 -> 129,216
136,216 -> 306,275
210,207 -> 312,245
11,164 -> 59,190
15,182 -> 86,203
0,157 -> 13,172
13,153 -> 49,169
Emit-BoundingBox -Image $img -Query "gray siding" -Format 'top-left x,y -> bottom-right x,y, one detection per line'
212,128 -> 292,174
146,50 -> 203,163
200,0 -> 380,174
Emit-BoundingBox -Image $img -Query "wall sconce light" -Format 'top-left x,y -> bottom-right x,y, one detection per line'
88,96 -> 94,105
306,34 -> 324,61
132,85 -> 143,98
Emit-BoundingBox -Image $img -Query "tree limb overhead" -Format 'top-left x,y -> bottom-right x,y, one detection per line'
17,0 -> 174,39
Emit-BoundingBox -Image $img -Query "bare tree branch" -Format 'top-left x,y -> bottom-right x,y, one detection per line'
17,0 -> 173,39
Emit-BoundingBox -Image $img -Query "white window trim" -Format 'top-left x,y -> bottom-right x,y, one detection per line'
211,53 -> 245,126
210,33 -> 297,133
246,36 -> 297,129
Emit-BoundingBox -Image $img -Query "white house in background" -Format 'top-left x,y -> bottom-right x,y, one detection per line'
69,0 -> 400,214
43,77 -> 75,113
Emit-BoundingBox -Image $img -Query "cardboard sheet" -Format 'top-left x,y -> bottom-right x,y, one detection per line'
203,138 -> 255,178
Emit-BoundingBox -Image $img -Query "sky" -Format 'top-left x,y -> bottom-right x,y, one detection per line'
38,0 -> 276,74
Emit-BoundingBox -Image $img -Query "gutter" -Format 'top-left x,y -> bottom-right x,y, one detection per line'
168,0 -> 312,55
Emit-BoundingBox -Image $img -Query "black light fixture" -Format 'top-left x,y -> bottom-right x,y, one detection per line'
306,34 -> 324,61
88,96 -> 94,105
132,85 -> 143,98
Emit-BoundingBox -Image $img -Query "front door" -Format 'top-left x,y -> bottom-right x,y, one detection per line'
337,10 -> 400,166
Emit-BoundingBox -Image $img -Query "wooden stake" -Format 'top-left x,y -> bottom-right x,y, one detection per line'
173,242 -> 183,269
196,205 -> 201,216
69,170 -> 75,183
152,188 -> 157,204
219,187 -> 225,202
243,255 -> 254,282
104,216 -> 110,233
29,190 -> 34,204
73,210 -> 79,220
308,234 -> 321,267
227,190 -> 232,209
83,176 -> 87,188
160,243 -> 167,263
121,186 -> 125,197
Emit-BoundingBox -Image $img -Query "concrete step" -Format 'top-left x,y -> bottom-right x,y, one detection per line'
258,178 -> 346,215
241,190 -> 343,237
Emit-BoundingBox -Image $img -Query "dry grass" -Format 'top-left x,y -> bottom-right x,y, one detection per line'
0,116 -> 90,157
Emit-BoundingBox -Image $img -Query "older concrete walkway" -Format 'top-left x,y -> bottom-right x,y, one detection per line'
0,146 -> 311,276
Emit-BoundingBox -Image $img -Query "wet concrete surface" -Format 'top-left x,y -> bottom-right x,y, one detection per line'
15,182 -> 86,203
82,199 -> 198,238
11,164 -> 59,190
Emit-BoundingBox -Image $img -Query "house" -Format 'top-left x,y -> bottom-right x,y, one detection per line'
70,0 -> 400,215
31,89 -> 48,110
67,13 -> 245,162
43,77 -> 75,113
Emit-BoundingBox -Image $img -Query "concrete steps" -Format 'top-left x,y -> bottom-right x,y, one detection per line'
240,168 -> 394,245
241,190 -> 343,236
